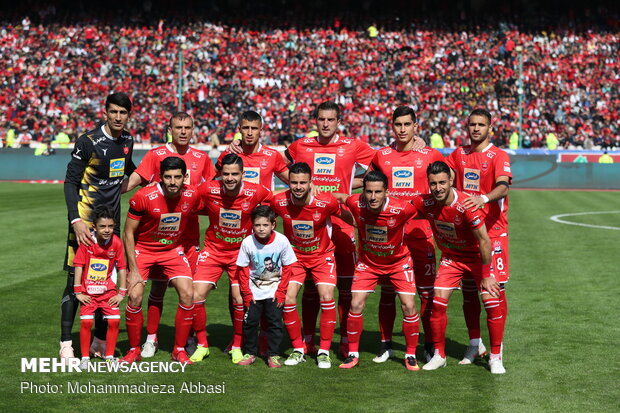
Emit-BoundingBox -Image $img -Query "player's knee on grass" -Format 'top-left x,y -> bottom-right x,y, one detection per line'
192,283 -> 210,302
317,285 -> 334,302
128,283 -> 145,306
285,282 -> 302,305
350,294 -> 367,314
399,297 -> 418,316
174,280 -> 194,306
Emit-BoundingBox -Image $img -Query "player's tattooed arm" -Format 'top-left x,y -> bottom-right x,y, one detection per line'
463,176 -> 510,211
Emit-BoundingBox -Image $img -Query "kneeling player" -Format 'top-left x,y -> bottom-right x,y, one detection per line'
73,205 -> 127,368
236,206 -> 296,368
335,171 -> 421,371
122,157 -> 200,364
411,161 -> 504,374
269,162 -> 343,368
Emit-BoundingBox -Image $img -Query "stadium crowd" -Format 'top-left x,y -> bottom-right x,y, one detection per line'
1,2 -> 619,150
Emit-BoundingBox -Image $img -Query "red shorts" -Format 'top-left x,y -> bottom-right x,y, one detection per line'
435,254 -> 487,291
332,222 -> 356,278
149,242 -> 200,281
194,247 -> 239,286
405,235 -> 437,292
289,253 -> 337,286
135,246 -> 193,282
352,257 -> 416,295
491,235 -> 510,283
79,290 -> 121,319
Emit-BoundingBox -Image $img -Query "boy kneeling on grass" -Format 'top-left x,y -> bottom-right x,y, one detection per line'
73,205 -> 127,368
236,205 -> 297,368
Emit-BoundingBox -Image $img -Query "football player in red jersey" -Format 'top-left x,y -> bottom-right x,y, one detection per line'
335,171 -> 421,371
124,112 -> 216,358
411,161 -> 505,374
369,106 -> 444,363
445,109 -> 511,367
269,162 -> 345,368
190,153 -> 272,363
217,110 -> 289,190
122,157 -> 201,364
284,101 -> 376,356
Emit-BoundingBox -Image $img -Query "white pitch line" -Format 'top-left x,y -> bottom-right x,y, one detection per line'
549,211 -> 620,230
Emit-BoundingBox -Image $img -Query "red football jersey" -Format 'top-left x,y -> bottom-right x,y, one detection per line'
216,145 -> 287,190
345,194 -> 416,269
285,136 -> 376,194
74,234 -> 126,295
411,189 -> 486,259
371,145 -> 444,239
445,144 -> 512,237
269,191 -> 340,259
135,144 -> 215,245
127,183 -> 201,252
197,181 -> 272,252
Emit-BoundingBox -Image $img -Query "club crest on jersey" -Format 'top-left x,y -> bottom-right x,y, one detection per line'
392,167 -> 413,188
415,158 -> 424,168
241,201 -> 251,211
337,146 -> 346,157
260,159 -> 268,169
454,215 -> 462,225
181,202 -> 190,212
243,168 -> 261,184
387,217 -> 396,228
312,211 -> 321,222
292,220 -> 315,239
463,168 -> 481,192
434,220 -> 457,239
365,225 -> 388,243
123,147 -> 129,155
219,208 -> 241,229
109,158 -> 125,178
158,213 -> 182,232
481,161 -> 489,171
107,250 -> 117,259
314,154 -> 336,175
191,162 -> 198,171
87,259 -> 109,282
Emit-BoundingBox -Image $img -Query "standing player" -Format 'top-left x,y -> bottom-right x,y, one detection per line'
269,162 -> 343,368
190,154 -> 272,363
284,101 -> 376,356
336,171 -> 421,371
73,205 -> 127,368
218,110 -> 289,189
61,92 -> 135,362
125,112 -> 215,357
369,106 -> 444,362
445,109 -> 511,366
411,161 -> 505,374
122,157 -> 200,364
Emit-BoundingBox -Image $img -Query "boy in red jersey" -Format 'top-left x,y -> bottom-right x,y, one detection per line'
335,171 -> 421,371
125,112 -> 215,358
445,109 -> 511,366
284,101 -> 376,356
369,106 -> 444,363
411,161 -> 505,374
269,162 -> 344,368
190,153 -> 272,363
122,156 -> 201,364
217,110 -> 289,190
73,205 -> 127,368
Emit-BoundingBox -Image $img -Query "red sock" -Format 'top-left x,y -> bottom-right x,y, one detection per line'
301,283 -> 319,342
105,318 -> 120,357
338,290 -> 352,343
232,304 -> 244,348
418,288 -> 433,345
430,297 -> 449,358
346,311 -> 363,353
193,301 -> 208,347
319,300 -> 337,351
483,297 -> 504,355
462,280 -> 481,340
283,304 -> 305,349
499,286 -> 508,339
146,293 -> 164,336
125,304 -> 143,348
80,318 -> 94,358
402,313 -> 420,355
378,287 -> 396,342
174,303 -> 194,352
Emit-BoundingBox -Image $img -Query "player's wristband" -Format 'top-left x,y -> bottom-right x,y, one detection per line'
481,194 -> 490,204
74,285 -> 84,294
118,288 -> 128,297
71,218 -> 82,225
481,264 -> 492,279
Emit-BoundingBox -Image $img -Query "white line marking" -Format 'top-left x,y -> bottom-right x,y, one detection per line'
549,211 -> 620,231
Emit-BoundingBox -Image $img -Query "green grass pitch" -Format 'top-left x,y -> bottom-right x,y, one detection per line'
0,182 -> 618,412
